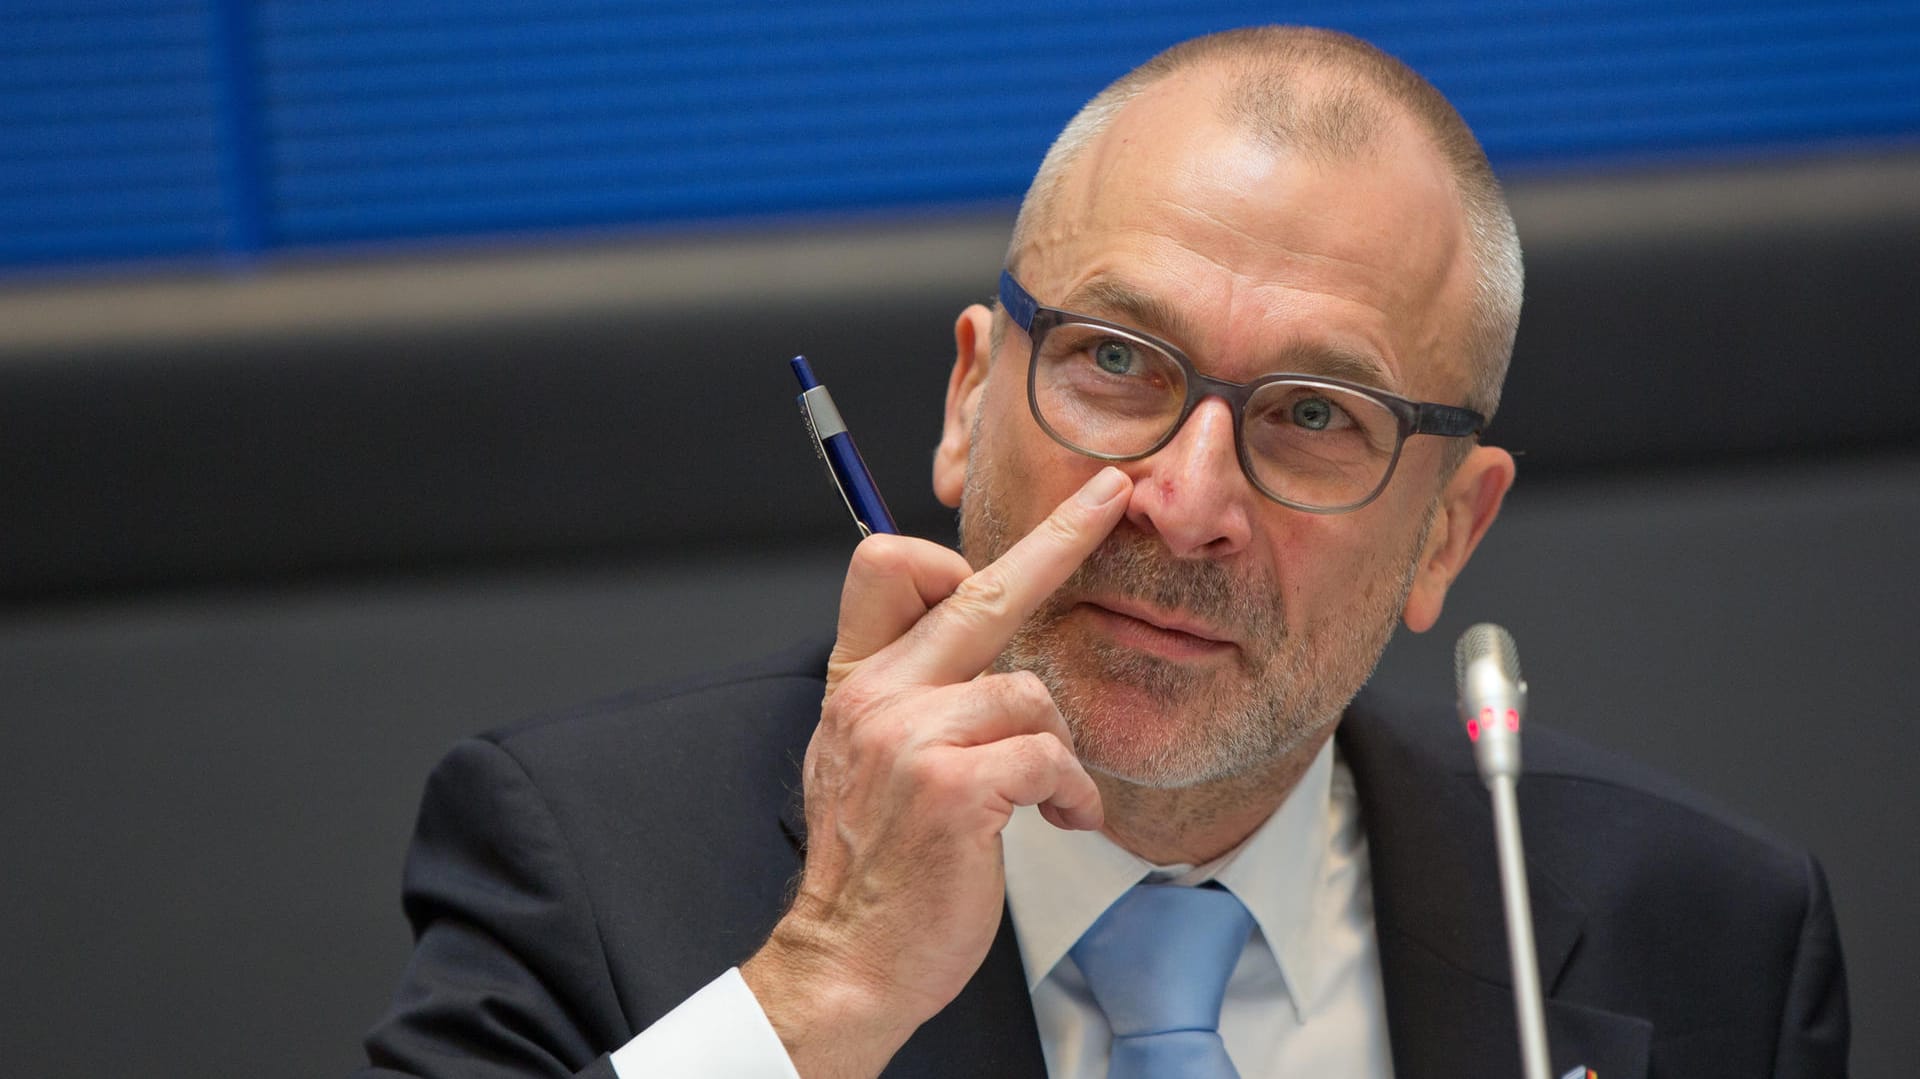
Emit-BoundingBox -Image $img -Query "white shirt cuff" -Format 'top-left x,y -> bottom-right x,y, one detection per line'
610,967 -> 801,1079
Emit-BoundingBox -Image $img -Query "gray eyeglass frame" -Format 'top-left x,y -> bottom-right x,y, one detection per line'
998,270 -> 1487,514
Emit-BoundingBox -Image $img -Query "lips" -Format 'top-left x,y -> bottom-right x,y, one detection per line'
1077,595 -> 1237,657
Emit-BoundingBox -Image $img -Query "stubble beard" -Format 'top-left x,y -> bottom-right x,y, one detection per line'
959,447 -> 1426,791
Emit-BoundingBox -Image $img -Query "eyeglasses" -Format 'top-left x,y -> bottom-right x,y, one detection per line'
998,271 -> 1486,514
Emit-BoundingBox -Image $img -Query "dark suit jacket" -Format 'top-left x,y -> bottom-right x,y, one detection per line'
360,639 -> 1848,1078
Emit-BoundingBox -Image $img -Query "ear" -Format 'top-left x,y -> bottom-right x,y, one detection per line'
1402,445 -> 1515,633
932,303 -> 997,508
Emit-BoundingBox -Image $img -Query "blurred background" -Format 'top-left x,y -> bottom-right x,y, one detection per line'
2,2 -> 1915,1076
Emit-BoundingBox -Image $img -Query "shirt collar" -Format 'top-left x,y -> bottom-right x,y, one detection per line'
1002,738 -> 1339,1020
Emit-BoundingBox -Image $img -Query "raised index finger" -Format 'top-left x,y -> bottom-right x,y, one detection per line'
900,466 -> 1131,685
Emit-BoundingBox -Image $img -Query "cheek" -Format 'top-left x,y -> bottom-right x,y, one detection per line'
1267,525 -> 1332,616
976,374 -> 1102,513
1261,514 -> 1410,627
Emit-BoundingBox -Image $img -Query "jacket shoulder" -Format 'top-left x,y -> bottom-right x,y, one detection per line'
1350,685 -> 1811,867
482,637 -> 833,774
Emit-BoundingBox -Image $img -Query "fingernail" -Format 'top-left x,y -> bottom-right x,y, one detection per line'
1075,467 -> 1128,508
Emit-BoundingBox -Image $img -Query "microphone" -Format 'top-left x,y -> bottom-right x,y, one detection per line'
1455,622 -> 1527,783
1454,623 -> 1551,1079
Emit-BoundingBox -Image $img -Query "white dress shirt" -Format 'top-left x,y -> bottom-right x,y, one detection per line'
1002,739 -> 1393,1078
612,741 -> 1393,1078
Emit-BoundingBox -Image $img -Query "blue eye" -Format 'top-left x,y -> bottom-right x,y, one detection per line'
1292,397 -> 1335,430
1093,340 -> 1136,375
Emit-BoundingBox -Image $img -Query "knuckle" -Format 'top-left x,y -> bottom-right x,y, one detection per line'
1038,508 -> 1083,546
899,748 -> 937,784
901,748 -> 961,798
972,672 -> 1014,709
1034,731 -> 1074,771
842,703 -> 900,757
824,682 -> 911,760
1015,735 -> 1060,786
984,670 -> 1053,718
823,673 -> 880,721
822,657 -> 861,699
946,571 -> 1011,622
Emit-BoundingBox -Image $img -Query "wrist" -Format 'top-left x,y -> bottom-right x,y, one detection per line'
741,904 -> 914,1079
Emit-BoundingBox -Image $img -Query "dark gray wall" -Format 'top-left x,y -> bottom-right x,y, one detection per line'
3,153 -> 1916,1077
5,153 -> 1917,599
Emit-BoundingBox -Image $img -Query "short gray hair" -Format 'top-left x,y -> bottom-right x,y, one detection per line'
1007,26 -> 1522,423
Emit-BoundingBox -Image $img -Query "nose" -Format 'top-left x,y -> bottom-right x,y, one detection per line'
1121,397 -> 1255,559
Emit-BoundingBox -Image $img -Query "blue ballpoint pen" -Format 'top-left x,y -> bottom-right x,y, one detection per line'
791,355 -> 899,537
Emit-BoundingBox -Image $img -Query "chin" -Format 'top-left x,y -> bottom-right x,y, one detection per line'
1011,633 -> 1302,790
1072,703 -> 1297,790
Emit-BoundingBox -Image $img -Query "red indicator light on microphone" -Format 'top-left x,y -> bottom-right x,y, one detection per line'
1506,709 -> 1520,731
1467,718 -> 1481,741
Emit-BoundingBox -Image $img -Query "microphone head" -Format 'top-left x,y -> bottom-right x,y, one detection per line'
1455,623 -> 1528,781
1454,622 -> 1522,691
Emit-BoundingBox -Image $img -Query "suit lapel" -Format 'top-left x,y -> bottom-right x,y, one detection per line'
1339,691 -> 1650,1079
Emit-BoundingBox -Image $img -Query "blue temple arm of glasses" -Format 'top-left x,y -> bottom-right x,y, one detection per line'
1414,402 -> 1486,437
999,270 -> 1038,331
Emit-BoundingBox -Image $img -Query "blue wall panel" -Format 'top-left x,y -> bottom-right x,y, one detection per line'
0,3 -> 230,267
4,0 -> 1917,270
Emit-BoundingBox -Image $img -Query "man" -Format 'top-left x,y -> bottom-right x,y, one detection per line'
361,27 -> 1847,1079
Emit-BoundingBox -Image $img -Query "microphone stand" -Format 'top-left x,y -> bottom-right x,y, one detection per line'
1487,770 -> 1551,1079
1457,624 -> 1552,1079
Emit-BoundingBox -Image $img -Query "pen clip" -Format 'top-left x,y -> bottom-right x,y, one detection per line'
799,386 -> 870,537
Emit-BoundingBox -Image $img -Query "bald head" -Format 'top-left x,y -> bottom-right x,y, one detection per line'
1008,27 -> 1522,420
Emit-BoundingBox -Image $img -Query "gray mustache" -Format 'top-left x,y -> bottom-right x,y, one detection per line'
1056,525 -> 1283,648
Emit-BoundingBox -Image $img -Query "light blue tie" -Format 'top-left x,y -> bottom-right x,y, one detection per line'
1070,882 -> 1254,1079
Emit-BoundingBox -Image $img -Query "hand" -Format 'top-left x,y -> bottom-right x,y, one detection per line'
741,467 -> 1132,1079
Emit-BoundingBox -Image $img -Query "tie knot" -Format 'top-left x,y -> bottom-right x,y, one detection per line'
1070,882 -> 1255,1039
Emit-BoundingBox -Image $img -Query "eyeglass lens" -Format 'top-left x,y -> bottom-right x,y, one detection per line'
1031,321 -> 1404,510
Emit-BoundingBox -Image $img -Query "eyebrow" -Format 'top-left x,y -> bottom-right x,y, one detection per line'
1055,274 -> 1402,394
1279,344 -> 1401,394
1059,275 -> 1194,343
